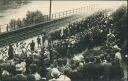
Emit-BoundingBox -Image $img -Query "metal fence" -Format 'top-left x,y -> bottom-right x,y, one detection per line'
0,4 -> 96,34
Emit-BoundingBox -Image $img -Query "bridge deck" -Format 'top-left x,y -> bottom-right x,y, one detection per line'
0,14 -> 87,47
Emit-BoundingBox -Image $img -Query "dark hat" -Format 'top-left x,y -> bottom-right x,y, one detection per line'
29,64 -> 37,74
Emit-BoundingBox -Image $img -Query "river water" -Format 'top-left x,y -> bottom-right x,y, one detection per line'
0,1 -> 127,26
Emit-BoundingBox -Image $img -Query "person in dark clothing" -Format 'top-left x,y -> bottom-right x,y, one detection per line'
25,56 -> 33,74
30,40 -> 35,52
27,74 -> 35,81
29,64 -> 41,81
39,51 -> 48,77
8,44 -> 14,60
95,58 -> 103,80
110,63 -> 124,81
11,68 -> 27,81
49,49 -> 53,64
40,63 -> 48,78
103,60 -> 112,80
83,57 -> 96,81
47,35 -> 52,47
42,34 -> 46,47
37,36 -> 41,48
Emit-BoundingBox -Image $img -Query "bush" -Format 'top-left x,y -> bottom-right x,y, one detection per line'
8,10 -> 48,30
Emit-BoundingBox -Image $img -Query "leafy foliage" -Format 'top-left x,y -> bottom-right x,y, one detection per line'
8,10 -> 48,30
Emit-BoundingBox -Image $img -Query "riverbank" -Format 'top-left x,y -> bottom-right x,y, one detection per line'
0,1 -> 30,10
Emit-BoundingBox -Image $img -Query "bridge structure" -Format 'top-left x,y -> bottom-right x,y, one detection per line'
0,4 -> 97,47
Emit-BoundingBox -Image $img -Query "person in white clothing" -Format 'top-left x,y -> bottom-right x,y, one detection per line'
49,68 -> 71,81
115,52 -> 122,63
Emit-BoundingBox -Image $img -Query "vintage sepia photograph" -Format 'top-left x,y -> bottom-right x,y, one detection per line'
0,0 -> 127,81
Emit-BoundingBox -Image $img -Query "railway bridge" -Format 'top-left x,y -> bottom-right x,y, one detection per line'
0,5 -> 96,47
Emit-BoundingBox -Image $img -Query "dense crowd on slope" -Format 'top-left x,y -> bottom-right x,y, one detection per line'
0,35 -> 126,81
0,5 -> 127,81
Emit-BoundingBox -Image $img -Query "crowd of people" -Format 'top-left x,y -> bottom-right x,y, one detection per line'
0,34 -> 126,81
0,5 -> 127,81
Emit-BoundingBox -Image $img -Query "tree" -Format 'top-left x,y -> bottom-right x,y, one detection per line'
16,18 -> 22,28
25,10 -> 43,25
9,19 -> 17,30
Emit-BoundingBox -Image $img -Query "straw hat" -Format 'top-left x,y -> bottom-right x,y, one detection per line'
2,70 -> 10,77
16,64 -> 24,72
51,68 -> 60,78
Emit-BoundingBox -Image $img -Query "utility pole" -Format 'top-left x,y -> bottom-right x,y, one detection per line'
49,0 -> 52,20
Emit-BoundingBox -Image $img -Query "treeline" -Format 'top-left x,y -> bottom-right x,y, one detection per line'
0,0 -> 30,9
0,0 -> 29,5
8,10 -> 49,30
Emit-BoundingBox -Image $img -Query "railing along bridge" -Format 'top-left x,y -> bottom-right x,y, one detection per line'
0,4 -> 96,34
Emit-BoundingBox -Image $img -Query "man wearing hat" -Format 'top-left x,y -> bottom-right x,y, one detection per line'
29,64 -> 41,81
49,68 -> 71,81
12,63 -> 27,81
8,44 -> 14,60
30,40 -> 35,52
